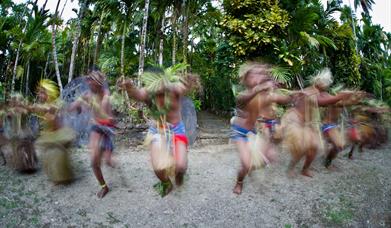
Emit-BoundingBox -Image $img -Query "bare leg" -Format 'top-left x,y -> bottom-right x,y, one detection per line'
233,140 -> 251,195
325,146 -> 338,169
174,142 -> 187,186
89,131 -> 109,198
348,144 -> 355,159
301,149 -> 316,177
324,129 -> 343,169
103,150 -> 115,168
287,156 -> 301,178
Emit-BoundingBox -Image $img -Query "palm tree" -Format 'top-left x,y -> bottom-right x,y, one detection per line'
51,0 -> 63,92
22,3 -> 50,95
138,0 -> 151,83
68,0 -> 87,83
181,0 -> 189,67
11,4 -> 28,93
353,0 -> 374,14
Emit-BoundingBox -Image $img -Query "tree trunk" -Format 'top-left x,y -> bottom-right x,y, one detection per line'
11,40 -> 22,93
51,23 -> 63,92
172,6 -> 177,65
159,16 -> 165,66
68,0 -> 86,83
43,53 -> 50,79
86,33 -> 93,72
348,0 -> 358,54
138,0 -> 150,83
93,14 -> 105,66
189,37 -> 194,70
181,0 -> 188,67
121,20 -> 126,76
25,59 -> 30,95
52,0 -> 63,92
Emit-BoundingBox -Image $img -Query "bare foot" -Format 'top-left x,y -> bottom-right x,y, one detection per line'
233,182 -> 243,195
97,186 -> 109,198
301,169 -> 313,178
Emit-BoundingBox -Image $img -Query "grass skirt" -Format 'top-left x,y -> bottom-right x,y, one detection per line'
281,110 -> 320,159
35,127 -> 75,183
144,132 -> 175,177
3,137 -> 38,172
247,132 -> 267,170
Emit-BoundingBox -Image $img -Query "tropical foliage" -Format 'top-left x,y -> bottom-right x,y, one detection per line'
0,0 -> 390,112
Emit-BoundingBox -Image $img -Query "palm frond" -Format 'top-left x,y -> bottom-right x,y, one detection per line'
141,63 -> 189,93
270,66 -> 292,87
300,32 -> 320,49
315,35 -> 338,50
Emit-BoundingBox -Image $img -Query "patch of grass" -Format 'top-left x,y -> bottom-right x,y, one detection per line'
284,224 -> 292,228
323,196 -> 354,225
106,211 -> 121,224
0,167 -> 43,226
153,181 -> 172,197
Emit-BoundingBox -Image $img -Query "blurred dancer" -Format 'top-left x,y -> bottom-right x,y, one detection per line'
230,62 -> 277,195
117,68 -> 199,197
281,68 -> 353,177
69,70 -> 115,198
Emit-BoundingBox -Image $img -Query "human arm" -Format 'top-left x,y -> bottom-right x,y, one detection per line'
236,81 -> 273,108
317,91 -> 352,106
116,78 -> 149,102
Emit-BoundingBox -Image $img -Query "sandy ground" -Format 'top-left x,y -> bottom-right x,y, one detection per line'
0,112 -> 390,227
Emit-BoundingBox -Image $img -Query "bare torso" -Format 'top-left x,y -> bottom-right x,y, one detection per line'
154,91 -> 182,124
258,92 -> 278,120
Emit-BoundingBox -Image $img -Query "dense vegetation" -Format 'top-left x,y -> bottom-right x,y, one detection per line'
0,0 -> 390,113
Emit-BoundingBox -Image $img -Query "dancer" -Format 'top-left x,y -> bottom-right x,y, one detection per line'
4,94 -> 38,172
322,89 -> 365,168
69,69 -> 115,198
281,68 -> 353,177
19,79 -> 75,183
117,67 -> 199,196
230,62 -> 278,195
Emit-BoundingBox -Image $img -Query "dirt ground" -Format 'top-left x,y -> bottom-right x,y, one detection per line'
0,112 -> 390,227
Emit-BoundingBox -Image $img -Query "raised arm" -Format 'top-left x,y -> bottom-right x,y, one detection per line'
269,93 -> 292,105
317,92 -> 351,106
236,81 -> 273,108
117,78 -> 149,102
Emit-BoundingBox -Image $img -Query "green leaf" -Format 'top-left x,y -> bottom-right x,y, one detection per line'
271,66 -> 292,86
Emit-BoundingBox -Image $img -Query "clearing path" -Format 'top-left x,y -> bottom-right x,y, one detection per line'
0,112 -> 390,227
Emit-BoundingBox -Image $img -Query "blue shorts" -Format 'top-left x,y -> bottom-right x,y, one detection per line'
230,124 -> 256,142
148,121 -> 188,145
90,124 -> 114,152
258,118 -> 279,134
321,123 -> 338,133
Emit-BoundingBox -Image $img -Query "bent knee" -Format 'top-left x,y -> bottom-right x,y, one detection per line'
175,162 -> 187,173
